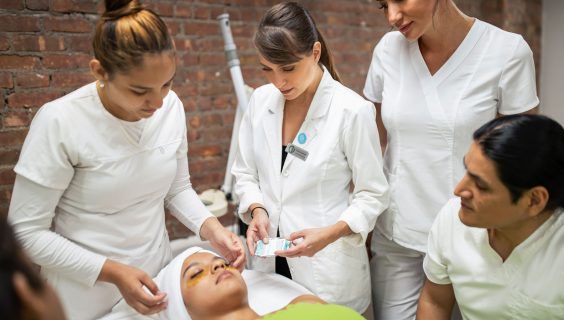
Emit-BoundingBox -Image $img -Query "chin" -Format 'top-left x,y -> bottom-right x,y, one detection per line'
458,209 -> 480,228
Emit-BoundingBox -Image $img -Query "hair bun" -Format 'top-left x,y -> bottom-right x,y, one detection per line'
103,0 -> 143,20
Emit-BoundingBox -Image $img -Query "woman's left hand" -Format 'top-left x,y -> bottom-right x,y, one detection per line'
210,229 -> 246,271
275,227 -> 334,258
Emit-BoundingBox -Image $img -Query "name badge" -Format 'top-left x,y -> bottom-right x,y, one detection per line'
285,143 -> 309,161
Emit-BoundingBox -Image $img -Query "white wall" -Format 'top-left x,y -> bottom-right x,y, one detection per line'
540,0 -> 564,125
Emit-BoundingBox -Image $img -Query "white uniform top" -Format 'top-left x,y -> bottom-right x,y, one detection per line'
363,19 -> 539,252
424,198 -> 564,319
232,68 -> 389,312
8,82 -> 213,319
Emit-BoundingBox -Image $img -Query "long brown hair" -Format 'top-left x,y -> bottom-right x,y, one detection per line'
254,2 -> 341,82
92,0 -> 174,77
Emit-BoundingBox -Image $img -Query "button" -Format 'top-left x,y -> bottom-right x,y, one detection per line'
282,171 -> 289,177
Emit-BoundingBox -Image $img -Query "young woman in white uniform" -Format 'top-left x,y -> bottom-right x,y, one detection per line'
7,1 -> 245,319
232,2 -> 389,314
364,0 -> 539,318
418,115 -> 564,319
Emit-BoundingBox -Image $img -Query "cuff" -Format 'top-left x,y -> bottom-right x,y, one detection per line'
337,206 -> 370,247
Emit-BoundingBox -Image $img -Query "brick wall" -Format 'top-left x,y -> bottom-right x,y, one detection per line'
0,0 -> 542,239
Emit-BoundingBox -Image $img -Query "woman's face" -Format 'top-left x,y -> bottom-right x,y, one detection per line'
180,252 -> 247,317
258,42 -> 322,101
454,142 -> 532,229
100,51 -> 176,122
378,0 -> 438,40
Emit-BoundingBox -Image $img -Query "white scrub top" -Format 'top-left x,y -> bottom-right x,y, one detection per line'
232,68 -> 389,312
424,199 -> 564,319
9,82 -> 213,319
363,19 -> 539,252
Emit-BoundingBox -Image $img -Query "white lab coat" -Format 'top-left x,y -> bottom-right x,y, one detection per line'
232,68 -> 389,312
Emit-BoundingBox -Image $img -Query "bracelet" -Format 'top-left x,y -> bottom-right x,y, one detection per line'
250,206 -> 269,219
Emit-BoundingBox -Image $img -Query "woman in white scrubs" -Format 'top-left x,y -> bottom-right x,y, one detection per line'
7,1 -> 245,319
418,114 -> 564,319
364,1 -> 539,318
232,2 -> 389,314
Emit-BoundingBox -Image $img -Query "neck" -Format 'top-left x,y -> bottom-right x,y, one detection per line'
194,306 -> 259,320
419,1 -> 474,53
488,210 -> 553,261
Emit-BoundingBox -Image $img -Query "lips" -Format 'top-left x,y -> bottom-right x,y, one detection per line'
215,270 -> 233,284
460,201 -> 473,211
280,88 -> 292,95
398,22 -> 413,34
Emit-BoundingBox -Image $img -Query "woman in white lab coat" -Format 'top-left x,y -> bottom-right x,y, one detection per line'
232,2 -> 389,313
364,1 -> 539,319
7,1 -> 245,319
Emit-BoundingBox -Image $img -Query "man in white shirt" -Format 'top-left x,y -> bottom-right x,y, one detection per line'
418,114 -> 564,319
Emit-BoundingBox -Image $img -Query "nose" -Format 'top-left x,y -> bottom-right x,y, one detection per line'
211,260 -> 227,274
454,175 -> 472,199
147,91 -> 164,109
387,3 -> 402,26
272,72 -> 287,89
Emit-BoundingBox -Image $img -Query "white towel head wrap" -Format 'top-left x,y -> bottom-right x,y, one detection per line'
155,246 -> 219,320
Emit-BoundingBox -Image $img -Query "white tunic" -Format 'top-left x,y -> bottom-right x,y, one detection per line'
363,19 -> 539,252
8,82 -> 213,319
424,198 -> 564,319
232,68 -> 389,312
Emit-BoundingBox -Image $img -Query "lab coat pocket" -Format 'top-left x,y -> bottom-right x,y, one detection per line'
313,240 -> 371,312
508,291 -> 564,320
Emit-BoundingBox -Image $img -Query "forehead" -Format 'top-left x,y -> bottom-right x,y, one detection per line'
182,252 -> 216,269
466,142 -> 501,180
114,52 -> 176,83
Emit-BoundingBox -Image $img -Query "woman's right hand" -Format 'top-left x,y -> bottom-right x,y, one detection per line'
246,208 -> 270,256
98,259 -> 167,315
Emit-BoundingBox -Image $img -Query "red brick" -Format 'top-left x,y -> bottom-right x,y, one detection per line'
188,116 -> 201,129
202,113 -> 224,127
0,15 -> 40,32
3,112 -> 31,127
51,72 -> 93,88
0,150 -> 20,166
7,92 -> 62,108
43,16 -> 93,33
0,167 -> 16,186
193,6 -> 210,20
13,35 -> 65,52
174,4 -> 192,18
42,53 -> 91,69
0,35 -> 9,51
146,2 -> 174,17
25,0 -> 49,10
188,145 -> 223,158
15,73 -> 49,88
0,72 -> 14,88
184,22 -> 219,37
0,0 -> 24,10
0,56 -> 40,70
0,129 -> 28,147
51,0 -> 97,13
65,34 -> 92,53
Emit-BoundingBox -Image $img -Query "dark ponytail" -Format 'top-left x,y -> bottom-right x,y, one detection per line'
254,2 -> 341,82
474,114 -> 564,211
93,0 -> 174,77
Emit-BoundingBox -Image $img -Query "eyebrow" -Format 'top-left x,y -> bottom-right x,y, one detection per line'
462,157 -> 490,187
182,256 -> 225,278
259,62 -> 296,69
129,73 -> 175,90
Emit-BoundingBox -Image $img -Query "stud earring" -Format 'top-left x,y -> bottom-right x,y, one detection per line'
99,81 -> 105,88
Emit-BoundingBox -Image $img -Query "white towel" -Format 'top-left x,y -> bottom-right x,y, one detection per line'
155,246 -> 217,320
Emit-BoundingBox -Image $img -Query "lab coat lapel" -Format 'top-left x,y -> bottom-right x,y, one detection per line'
262,93 -> 285,173
282,68 -> 335,172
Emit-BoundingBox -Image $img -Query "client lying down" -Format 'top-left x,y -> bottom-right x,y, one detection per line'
103,247 -> 364,320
